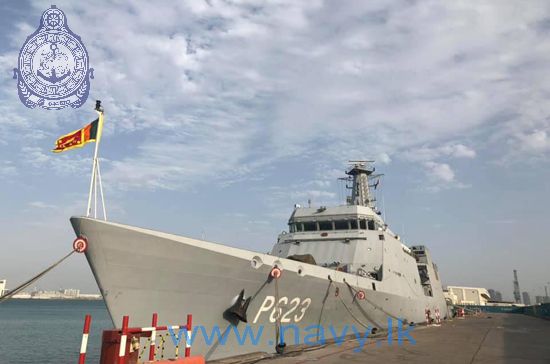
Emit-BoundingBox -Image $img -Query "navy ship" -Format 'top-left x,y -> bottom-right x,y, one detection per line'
70,161 -> 447,360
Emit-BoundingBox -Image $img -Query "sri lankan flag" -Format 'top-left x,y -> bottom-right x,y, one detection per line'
52,118 -> 99,153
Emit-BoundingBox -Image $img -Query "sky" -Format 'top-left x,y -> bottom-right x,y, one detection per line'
0,0 -> 549,301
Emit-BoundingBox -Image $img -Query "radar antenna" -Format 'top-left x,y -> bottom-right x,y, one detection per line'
344,160 -> 382,210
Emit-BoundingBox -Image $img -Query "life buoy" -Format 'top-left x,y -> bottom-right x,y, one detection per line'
270,266 -> 282,279
73,236 -> 88,253
356,290 -> 366,300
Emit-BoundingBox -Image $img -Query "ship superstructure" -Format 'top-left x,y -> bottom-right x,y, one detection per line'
271,161 -> 443,301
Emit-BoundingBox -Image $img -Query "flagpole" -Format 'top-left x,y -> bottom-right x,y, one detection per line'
96,160 -> 107,220
86,100 -> 104,218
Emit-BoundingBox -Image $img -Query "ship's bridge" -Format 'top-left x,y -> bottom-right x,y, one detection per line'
270,161 -> 401,280
287,204 -> 385,233
271,204 -> 394,280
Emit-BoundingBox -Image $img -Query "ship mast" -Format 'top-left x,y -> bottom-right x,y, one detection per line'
345,160 -> 382,210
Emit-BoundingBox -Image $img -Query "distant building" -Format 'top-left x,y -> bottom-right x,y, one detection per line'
447,286 -> 491,306
443,289 -> 457,304
78,293 -> 102,300
487,288 -> 503,302
63,289 -> 80,297
535,296 -> 550,304
0,279 -> 6,296
522,292 -> 531,306
12,292 -> 31,299
10,288 -> 101,300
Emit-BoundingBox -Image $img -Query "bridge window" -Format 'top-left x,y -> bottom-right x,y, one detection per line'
319,221 -> 333,231
360,220 -> 367,230
303,222 -> 317,232
350,220 -> 358,229
368,220 -> 375,230
334,220 -> 348,230
296,223 -> 303,232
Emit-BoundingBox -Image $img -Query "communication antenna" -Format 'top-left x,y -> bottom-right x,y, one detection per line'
513,270 -> 521,304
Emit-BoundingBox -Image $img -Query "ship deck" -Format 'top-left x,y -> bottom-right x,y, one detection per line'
211,313 -> 550,364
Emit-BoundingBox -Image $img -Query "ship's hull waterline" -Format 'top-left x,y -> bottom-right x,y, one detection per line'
71,216 -> 447,360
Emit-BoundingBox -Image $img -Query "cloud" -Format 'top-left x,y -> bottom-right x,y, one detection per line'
403,143 -> 475,189
423,161 -> 455,183
404,143 -> 476,163
28,201 -> 58,209
290,190 -> 336,201
378,152 -> 392,165
516,129 -> 550,154
0,160 -> 17,178
1,0 -> 549,193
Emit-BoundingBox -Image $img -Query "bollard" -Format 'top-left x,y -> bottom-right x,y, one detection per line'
434,308 -> 441,326
425,308 -> 431,326
79,314 -> 92,364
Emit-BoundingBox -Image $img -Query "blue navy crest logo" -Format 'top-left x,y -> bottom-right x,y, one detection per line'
13,5 -> 94,110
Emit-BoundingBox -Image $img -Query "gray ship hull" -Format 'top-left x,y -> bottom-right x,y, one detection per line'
71,216 -> 447,360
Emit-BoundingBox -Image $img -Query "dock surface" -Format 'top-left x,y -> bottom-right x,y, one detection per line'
236,314 -> 550,364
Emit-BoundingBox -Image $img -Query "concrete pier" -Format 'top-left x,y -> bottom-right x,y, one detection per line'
213,313 -> 550,364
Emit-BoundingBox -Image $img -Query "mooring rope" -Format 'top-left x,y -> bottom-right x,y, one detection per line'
0,250 -> 75,303
343,280 -> 400,321
337,293 -> 372,329
316,279 -> 334,341
274,276 -> 281,347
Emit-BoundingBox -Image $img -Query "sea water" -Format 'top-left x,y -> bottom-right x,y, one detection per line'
0,299 -> 111,364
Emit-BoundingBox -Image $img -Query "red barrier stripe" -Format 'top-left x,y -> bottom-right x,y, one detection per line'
118,315 -> 129,364
149,313 -> 158,362
78,314 -> 92,364
185,314 -> 193,357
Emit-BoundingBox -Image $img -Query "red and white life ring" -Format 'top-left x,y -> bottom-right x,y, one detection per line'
73,236 -> 88,253
270,266 -> 282,279
356,290 -> 366,300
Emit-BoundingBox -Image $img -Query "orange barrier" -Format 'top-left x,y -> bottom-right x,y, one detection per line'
78,313 -> 203,364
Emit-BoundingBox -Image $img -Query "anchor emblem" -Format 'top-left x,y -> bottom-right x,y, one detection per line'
36,43 -> 72,84
13,5 -> 94,110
